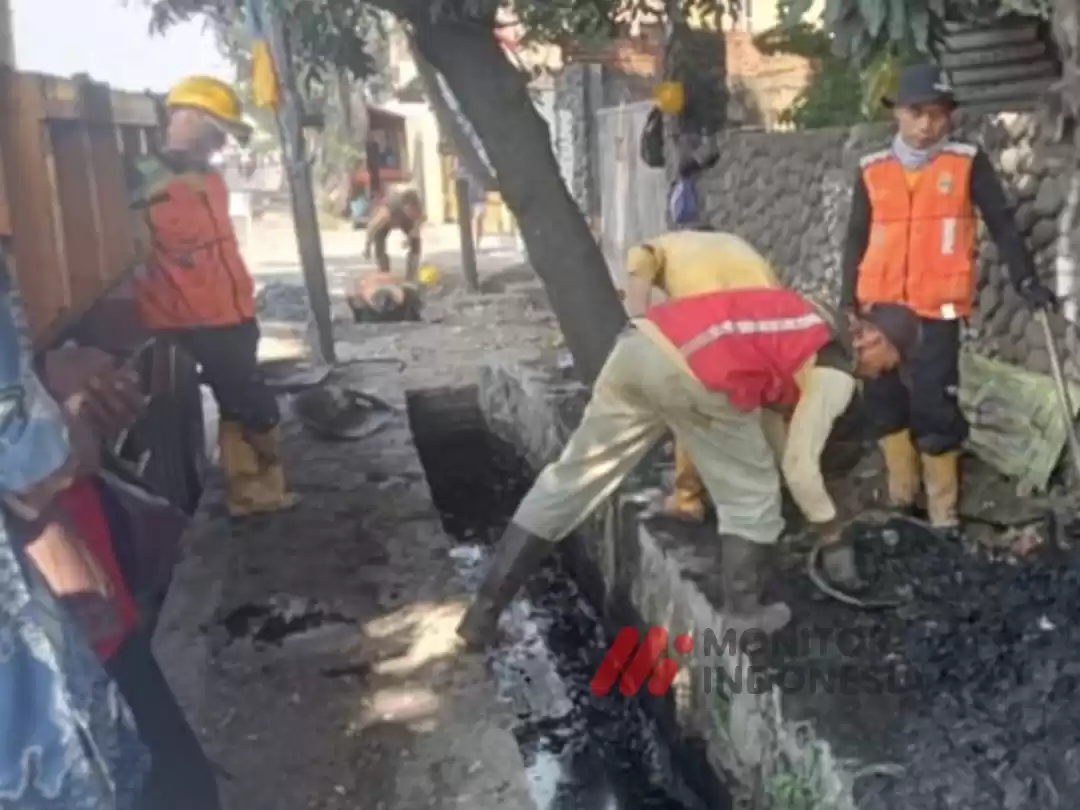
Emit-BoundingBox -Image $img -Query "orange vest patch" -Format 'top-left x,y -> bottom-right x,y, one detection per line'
856,143 -> 978,320
131,157 -> 255,330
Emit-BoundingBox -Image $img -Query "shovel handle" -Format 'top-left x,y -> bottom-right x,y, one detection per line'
1036,309 -> 1080,483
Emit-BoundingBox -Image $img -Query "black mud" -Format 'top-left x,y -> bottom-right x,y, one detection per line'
765,515 -> 1080,809
406,386 -> 709,810
218,595 -> 354,646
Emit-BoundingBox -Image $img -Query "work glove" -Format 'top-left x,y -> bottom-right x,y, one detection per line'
1018,276 -> 1056,311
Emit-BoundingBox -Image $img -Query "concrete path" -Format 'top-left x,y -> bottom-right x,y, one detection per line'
153,216 -> 554,809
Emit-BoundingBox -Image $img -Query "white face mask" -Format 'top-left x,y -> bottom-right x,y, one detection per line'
892,132 -> 947,170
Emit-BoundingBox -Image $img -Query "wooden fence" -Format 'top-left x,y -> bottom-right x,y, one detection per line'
0,69 -> 161,346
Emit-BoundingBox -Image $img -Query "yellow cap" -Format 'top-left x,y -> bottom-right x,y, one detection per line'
166,76 -> 253,143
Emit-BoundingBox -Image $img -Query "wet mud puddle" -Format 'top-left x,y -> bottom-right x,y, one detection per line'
407,388 -> 706,810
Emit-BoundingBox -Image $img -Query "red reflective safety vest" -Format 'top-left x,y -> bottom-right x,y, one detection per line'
644,287 -> 834,412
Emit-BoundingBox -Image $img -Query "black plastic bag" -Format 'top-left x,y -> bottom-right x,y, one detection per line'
639,107 -> 665,168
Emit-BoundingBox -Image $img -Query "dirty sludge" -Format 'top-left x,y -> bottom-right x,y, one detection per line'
410,389 -> 706,810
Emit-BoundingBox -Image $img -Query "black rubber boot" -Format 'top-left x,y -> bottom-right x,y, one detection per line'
720,534 -> 792,635
457,522 -> 556,650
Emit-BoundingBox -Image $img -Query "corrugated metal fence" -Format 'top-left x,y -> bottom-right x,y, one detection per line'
595,102 -> 668,293
942,17 -> 1059,111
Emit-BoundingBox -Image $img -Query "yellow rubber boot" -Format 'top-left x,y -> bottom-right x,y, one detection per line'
218,420 -> 261,517
663,443 -> 706,522
922,450 -> 961,537
242,426 -> 300,516
878,430 -> 921,510
217,421 -> 298,518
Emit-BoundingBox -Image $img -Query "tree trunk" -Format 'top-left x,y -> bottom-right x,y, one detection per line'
411,18 -> 627,385
408,36 -> 496,192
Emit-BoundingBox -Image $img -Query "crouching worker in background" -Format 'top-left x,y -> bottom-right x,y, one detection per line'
457,287 -> 921,650
363,187 -> 425,281
128,75 -> 297,518
347,270 -> 423,323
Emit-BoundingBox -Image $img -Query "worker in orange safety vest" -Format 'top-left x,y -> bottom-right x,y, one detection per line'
840,63 -> 1055,541
128,76 -> 298,519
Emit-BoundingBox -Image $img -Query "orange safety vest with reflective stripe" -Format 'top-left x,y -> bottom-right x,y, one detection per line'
129,154 -> 256,330
644,287 -> 835,412
855,142 -> 978,320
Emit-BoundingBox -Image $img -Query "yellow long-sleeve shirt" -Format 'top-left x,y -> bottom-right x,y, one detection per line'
626,230 -> 782,297
628,230 -> 853,525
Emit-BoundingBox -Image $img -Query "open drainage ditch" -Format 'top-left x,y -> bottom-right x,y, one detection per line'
406,386 -> 712,810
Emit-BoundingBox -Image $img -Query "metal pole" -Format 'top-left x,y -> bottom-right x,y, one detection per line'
250,0 -> 336,364
454,177 -> 479,292
1041,313 -> 1080,486
1038,310 -> 1080,484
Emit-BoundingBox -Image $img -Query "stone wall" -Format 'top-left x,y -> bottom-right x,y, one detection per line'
694,112 -> 1080,380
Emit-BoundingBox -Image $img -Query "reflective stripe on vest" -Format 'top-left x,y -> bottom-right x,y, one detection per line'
677,311 -> 826,358
855,143 -> 977,320
131,157 -> 256,330
644,287 -> 834,411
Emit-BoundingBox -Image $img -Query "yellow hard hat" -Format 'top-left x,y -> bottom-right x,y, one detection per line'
418,264 -> 440,287
166,75 -> 252,143
654,81 -> 685,115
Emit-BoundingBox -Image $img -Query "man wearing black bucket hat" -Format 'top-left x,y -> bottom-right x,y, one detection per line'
456,286 -> 921,650
840,63 -> 1056,542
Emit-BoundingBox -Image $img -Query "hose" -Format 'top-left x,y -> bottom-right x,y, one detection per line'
806,505 -> 1057,611
852,762 -> 906,808
336,356 -> 408,373
806,540 -> 906,610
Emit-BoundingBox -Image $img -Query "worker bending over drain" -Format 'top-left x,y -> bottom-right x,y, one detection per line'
622,224 -> 784,524
457,287 -> 921,650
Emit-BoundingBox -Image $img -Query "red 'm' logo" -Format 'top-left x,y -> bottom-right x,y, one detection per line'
589,626 -> 694,697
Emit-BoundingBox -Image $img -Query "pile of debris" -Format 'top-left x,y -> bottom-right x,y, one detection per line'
771,514 -> 1080,809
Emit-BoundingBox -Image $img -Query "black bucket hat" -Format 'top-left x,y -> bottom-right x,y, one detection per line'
861,303 -> 922,365
882,63 -> 957,110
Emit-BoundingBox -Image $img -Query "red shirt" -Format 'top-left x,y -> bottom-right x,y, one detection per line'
58,480 -> 138,660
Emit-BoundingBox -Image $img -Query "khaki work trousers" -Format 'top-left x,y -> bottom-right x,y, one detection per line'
513,327 -> 786,546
